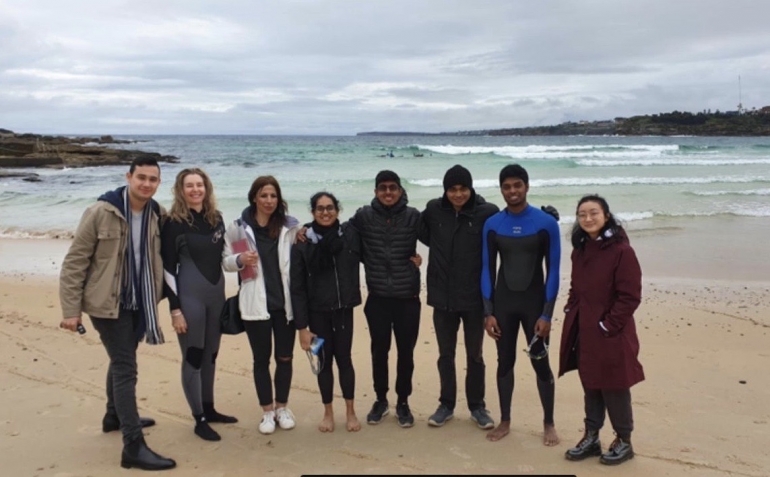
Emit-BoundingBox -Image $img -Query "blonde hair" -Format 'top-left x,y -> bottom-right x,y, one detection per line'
168,168 -> 221,227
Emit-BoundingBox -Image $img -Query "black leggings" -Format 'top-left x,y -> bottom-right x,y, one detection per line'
494,288 -> 555,424
243,310 -> 296,407
309,308 -> 355,404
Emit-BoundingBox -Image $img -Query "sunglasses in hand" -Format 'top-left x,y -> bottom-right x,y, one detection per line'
524,334 -> 549,360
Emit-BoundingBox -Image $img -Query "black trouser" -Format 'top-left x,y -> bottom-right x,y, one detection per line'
494,287 -> 555,424
433,309 -> 485,411
243,309 -> 296,407
583,386 -> 633,439
91,309 -> 143,445
364,295 -> 421,403
309,308 -> 355,404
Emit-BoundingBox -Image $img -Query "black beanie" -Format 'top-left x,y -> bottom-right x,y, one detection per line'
443,165 -> 473,191
375,170 -> 401,187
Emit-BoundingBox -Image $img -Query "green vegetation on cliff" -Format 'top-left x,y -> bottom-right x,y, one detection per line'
358,106 -> 770,136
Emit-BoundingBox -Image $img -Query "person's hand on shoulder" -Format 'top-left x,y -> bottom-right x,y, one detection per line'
541,205 -> 559,222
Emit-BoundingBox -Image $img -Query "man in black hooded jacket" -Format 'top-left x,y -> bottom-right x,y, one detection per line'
418,165 -> 499,430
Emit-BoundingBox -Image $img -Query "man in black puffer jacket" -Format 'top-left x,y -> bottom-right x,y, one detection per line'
349,170 -> 422,429
418,165 -> 499,430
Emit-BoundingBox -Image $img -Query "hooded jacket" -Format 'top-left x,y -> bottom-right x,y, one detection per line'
349,194 -> 421,299
558,229 -> 645,390
418,191 -> 499,312
59,187 -> 164,319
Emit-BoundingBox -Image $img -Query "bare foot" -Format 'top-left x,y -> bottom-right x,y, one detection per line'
318,414 -> 334,432
486,421 -> 510,442
346,413 -> 361,432
543,423 -> 560,446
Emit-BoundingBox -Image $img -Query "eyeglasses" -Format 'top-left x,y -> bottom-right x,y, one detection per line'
376,184 -> 400,193
314,205 -> 336,213
577,211 -> 603,221
524,334 -> 549,360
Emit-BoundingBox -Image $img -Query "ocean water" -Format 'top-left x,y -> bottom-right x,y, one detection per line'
1,135 -> 769,238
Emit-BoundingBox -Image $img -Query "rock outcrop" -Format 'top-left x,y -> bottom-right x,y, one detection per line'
0,129 -> 179,169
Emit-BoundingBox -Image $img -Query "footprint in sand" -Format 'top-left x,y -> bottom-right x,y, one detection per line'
449,446 -> 471,459
77,424 -> 100,434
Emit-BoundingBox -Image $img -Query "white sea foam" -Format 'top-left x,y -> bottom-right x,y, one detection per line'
415,144 -> 680,160
576,158 -> 770,167
532,176 -> 767,187
0,227 -> 74,239
687,188 -> 770,196
409,176 -> 767,188
561,211 -> 655,225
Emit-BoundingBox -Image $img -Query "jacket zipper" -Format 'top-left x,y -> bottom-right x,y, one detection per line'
333,255 -> 342,309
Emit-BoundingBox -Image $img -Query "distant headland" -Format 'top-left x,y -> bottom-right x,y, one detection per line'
358,107 -> 770,137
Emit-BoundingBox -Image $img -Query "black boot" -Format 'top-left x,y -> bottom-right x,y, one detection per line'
600,436 -> 634,465
194,414 -> 221,441
120,436 -> 176,471
203,402 -> 238,423
564,429 -> 602,461
102,413 -> 156,433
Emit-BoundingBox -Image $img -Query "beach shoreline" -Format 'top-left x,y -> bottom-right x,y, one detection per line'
1,215 -> 769,476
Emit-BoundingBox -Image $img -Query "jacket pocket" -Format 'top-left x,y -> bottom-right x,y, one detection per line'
96,228 -> 121,260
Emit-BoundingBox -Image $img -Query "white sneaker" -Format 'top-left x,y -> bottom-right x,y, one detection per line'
275,407 -> 296,430
258,411 -> 276,434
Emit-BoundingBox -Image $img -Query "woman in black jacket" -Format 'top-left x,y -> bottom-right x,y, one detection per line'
290,192 -> 362,432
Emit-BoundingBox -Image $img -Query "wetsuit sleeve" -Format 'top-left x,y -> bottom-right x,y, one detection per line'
541,217 -> 561,322
59,206 -> 98,318
160,219 -> 182,311
481,218 -> 498,316
601,245 -> 642,336
289,244 -> 310,330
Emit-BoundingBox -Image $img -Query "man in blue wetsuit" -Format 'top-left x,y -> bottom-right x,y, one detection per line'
482,164 -> 561,446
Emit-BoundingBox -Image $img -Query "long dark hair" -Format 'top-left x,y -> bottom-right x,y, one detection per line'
248,175 -> 288,239
570,194 -> 622,249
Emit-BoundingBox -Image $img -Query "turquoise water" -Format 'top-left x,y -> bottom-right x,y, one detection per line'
1,135 -> 769,237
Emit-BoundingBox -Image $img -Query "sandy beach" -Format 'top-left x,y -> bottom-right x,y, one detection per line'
1,217 -> 769,477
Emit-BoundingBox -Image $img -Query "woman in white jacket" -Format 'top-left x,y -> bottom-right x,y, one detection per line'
223,175 -> 300,434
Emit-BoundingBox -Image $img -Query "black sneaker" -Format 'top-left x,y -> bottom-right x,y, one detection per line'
396,402 -> 414,428
366,400 -> 389,425
470,408 -> 495,430
427,405 -> 454,427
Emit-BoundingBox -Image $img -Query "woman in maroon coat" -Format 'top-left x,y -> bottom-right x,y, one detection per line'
559,195 -> 644,466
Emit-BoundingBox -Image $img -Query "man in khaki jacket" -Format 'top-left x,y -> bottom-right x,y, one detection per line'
59,155 -> 175,471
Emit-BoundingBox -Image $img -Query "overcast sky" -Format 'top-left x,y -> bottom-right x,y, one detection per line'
2,0 -> 769,135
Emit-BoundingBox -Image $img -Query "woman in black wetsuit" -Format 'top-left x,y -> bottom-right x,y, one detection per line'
290,192 -> 362,432
161,168 -> 237,441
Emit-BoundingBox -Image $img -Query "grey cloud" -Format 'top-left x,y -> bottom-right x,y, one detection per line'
2,0 -> 770,134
